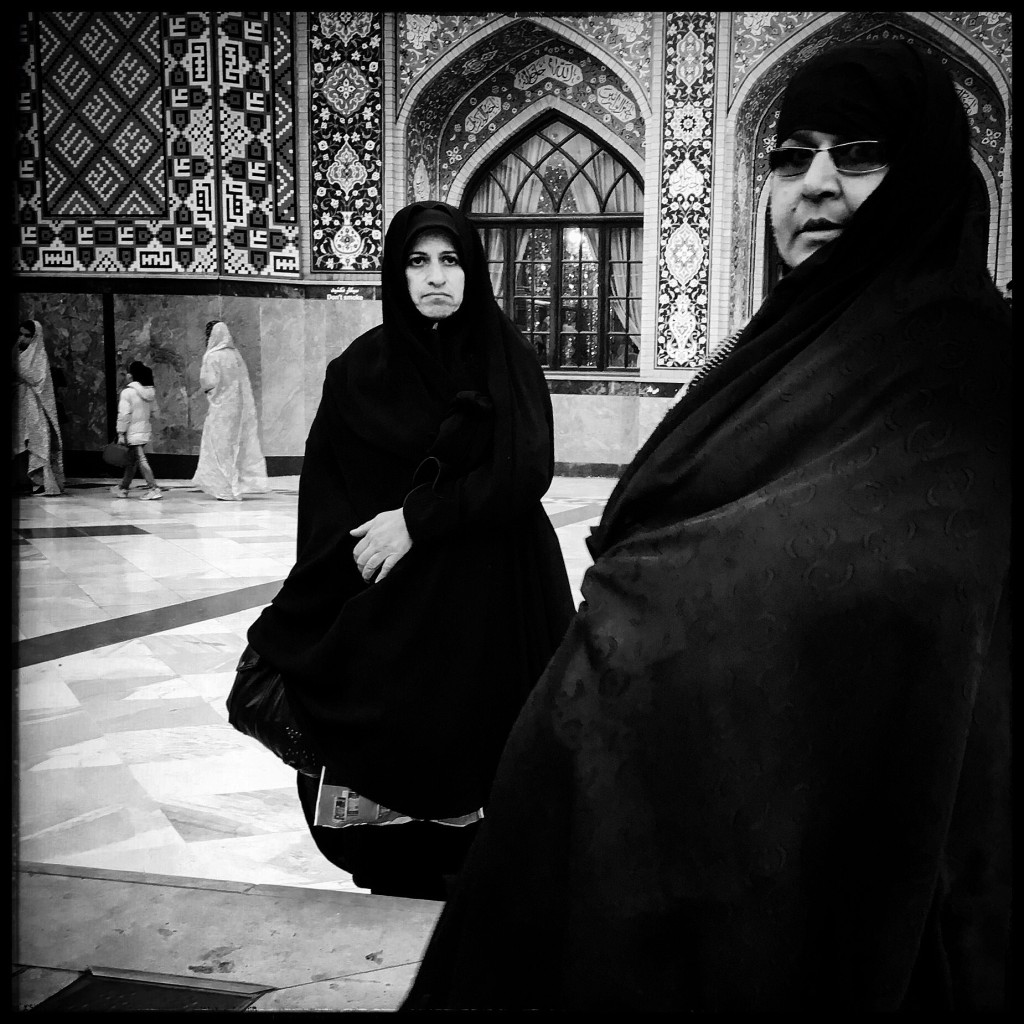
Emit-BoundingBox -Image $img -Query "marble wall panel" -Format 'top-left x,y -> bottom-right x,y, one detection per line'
302,300 -> 329,439
551,393 -> 640,465
250,297 -> 304,456
637,395 -> 678,450
200,296 -> 385,456
18,292 -> 105,451
303,300 -> 378,438
322,300 -> 382,364
113,293 -> 223,454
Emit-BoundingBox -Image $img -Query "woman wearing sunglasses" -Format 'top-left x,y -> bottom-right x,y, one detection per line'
401,41 -> 1010,1013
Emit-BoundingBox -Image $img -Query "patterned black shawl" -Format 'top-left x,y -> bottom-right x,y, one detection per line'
403,43 -> 1010,1012
248,202 -> 573,820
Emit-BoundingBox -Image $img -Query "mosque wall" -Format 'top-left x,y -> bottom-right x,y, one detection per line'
15,11 -> 1013,478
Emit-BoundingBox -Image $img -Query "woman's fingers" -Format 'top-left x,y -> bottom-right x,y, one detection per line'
350,510 -> 412,581
375,553 -> 402,582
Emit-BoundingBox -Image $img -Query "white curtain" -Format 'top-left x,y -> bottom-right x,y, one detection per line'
485,228 -> 505,297
572,152 -> 637,345
469,125 -> 642,365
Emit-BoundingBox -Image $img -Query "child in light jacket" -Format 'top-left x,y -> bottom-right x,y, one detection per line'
111,360 -> 162,499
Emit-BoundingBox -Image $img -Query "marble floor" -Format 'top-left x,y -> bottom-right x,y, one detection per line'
13,475 -> 612,896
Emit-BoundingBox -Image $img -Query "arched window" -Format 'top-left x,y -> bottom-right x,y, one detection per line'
465,117 -> 643,370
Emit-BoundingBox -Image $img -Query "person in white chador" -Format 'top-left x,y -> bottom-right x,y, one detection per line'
192,320 -> 269,501
12,319 -> 65,496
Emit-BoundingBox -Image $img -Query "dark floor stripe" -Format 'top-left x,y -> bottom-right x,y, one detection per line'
14,505 -> 605,668
547,503 -> 606,529
14,580 -> 284,668
20,525 -> 149,538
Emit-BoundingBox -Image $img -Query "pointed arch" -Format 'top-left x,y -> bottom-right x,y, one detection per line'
397,16 -> 649,216
448,97 -> 643,208
459,111 -> 644,372
726,11 -> 1011,321
398,16 -> 651,125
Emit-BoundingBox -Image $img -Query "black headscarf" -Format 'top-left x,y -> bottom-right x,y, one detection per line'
403,44 -> 1010,1012
588,40 -> 1003,551
248,202 -> 573,820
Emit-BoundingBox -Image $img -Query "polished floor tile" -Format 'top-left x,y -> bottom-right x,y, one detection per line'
13,475 -> 614,894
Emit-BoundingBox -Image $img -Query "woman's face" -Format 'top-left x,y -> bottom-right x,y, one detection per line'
17,325 -> 33,351
769,130 -> 889,268
404,230 -> 465,320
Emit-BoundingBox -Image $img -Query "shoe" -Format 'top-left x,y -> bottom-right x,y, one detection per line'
141,488 -> 163,500
110,487 -> 129,498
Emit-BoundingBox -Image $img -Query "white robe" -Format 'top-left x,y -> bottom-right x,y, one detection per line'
192,322 -> 269,500
13,320 -> 64,494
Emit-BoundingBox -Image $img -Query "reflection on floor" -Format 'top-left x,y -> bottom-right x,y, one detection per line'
14,476 -> 611,895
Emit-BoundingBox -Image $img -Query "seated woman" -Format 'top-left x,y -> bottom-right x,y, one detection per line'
246,202 -> 574,900
401,42 -> 1011,1012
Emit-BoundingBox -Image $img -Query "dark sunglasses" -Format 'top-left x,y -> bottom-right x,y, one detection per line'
768,140 -> 888,177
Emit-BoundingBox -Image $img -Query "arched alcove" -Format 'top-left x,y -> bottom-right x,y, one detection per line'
449,96 -> 643,207
402,19 -> 647,208
729,12 -> 1010,322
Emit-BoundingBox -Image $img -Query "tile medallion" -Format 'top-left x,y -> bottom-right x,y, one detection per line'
308,11 -> 383,272
657,13 -> 717,368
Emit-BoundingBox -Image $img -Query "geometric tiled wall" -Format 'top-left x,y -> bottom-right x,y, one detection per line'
37,12 -> 165,219
14,11 -> 1012,376
216,11 -> 300,275
15,11 -> 300,276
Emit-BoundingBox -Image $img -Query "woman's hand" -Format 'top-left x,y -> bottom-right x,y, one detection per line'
350,508 -> 412,583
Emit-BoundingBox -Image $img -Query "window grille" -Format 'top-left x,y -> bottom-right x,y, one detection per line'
466,118 -> 643,370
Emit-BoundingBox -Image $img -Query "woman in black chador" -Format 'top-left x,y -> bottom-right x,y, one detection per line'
401,42 -> 1011,1010
247,202 -> 574,899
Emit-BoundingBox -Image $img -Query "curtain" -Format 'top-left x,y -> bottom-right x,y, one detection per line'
578,153 -> 637,350
468,123 -> 642,367
485,228 -> 505,297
